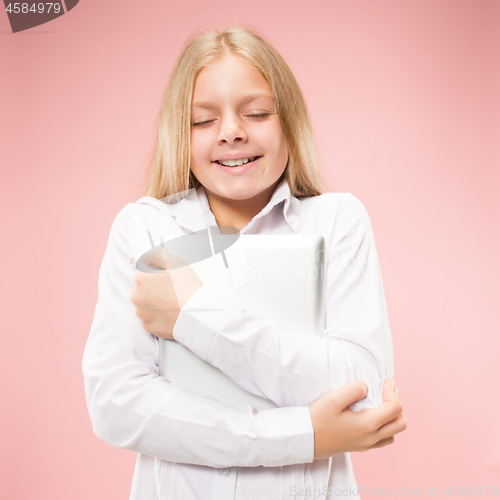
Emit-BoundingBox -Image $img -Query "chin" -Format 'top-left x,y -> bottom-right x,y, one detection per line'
217,187 -> 259,201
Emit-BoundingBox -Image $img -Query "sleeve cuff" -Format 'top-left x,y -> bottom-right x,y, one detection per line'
261,406 -> 315,467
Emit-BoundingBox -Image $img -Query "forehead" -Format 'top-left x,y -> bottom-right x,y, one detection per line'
191,57 -> 274,109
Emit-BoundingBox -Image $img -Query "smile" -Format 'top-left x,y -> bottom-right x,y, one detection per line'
215,156 -> 261,167
213,156 -> 262,174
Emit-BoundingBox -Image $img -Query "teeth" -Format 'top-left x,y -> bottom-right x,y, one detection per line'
218,156 -> 257,167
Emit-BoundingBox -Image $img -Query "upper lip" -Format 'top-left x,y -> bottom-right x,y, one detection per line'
213,154 -> 261,162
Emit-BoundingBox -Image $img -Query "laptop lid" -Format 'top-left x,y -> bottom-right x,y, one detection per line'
154,234 -> 325,410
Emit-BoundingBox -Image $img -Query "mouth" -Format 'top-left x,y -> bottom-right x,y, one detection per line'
213,156 -> 262,175
213,156 -> 262,167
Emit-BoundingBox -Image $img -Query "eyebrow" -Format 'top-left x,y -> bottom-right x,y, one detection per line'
192,92 -> 274,109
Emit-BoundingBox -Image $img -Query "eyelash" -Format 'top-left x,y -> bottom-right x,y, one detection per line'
192,113 -> 271,127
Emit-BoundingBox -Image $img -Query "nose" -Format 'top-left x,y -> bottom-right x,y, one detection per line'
217,112 -> 247,144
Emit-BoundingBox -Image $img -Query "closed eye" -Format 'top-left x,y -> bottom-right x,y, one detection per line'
192,113 -> 272,127
192,119 -> 214,127
248,113 -> 271,119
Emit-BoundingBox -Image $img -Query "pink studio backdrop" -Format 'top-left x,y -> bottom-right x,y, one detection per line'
1,1 -> 499,498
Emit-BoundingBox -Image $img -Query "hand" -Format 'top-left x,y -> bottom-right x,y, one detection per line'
130,256 -> 203,339
308,379 -> 407,459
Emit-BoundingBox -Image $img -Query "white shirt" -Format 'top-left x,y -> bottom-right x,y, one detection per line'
82,179 -> 393,500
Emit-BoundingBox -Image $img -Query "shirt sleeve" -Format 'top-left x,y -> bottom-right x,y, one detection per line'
173,193 -> 393,411
82,204 -> 314,468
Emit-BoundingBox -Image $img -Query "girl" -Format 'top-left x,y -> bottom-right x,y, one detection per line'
83,24 -> 406,500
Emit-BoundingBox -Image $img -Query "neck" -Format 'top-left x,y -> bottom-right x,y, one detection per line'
204,181 -> 280,232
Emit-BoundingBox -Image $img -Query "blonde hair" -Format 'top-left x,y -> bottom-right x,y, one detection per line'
139,23 -> 327,200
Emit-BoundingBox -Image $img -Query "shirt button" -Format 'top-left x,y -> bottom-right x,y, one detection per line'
219,468 -> 230,477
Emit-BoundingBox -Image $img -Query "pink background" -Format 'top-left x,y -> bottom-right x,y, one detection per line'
1,0 -> 499,498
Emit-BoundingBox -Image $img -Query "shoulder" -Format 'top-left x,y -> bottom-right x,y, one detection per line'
108,196 -> 163,222
116,197 -> 189,265
306,190 -> 368,209
111,197 -> 179,231
107,200 -> 158,235
297,192 -> 371,237
130,196 -> 176,217
333,193 -> 371,229
300,191 -> 366,213
103,198 -> 175,259
107,203 -> 135,238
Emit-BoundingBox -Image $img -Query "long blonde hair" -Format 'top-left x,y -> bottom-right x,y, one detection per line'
139,23 -> 327,200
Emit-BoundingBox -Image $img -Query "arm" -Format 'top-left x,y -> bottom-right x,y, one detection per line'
82,204 -> 314,468
172,194 -> 392,409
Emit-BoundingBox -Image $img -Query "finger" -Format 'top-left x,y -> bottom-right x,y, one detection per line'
333,381 -> 369,411
383,379 -> 399,402
383,379 -> 395,395
369,436 -> 395,450
370,380 -> 403,427
142,248 -> 166,269
161,244 -> 169,271
142,248 -> 183,270
371,398 -> 404,429
375,413 -> 408,440
134,271 -> 148,285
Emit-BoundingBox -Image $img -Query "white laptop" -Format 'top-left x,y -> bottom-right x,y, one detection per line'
137,233 -> 325,410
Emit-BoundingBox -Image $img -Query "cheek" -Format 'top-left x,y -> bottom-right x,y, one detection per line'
190,135 -> 211,167
269,134 -> 288,164
263,124 -> 287,156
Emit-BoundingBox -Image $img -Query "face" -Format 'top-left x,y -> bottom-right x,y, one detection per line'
190,55 -> 288,208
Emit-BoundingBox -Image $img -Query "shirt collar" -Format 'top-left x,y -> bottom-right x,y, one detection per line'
136,178 -> 301,233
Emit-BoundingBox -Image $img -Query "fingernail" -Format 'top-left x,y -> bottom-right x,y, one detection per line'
392,380 -> 397,394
